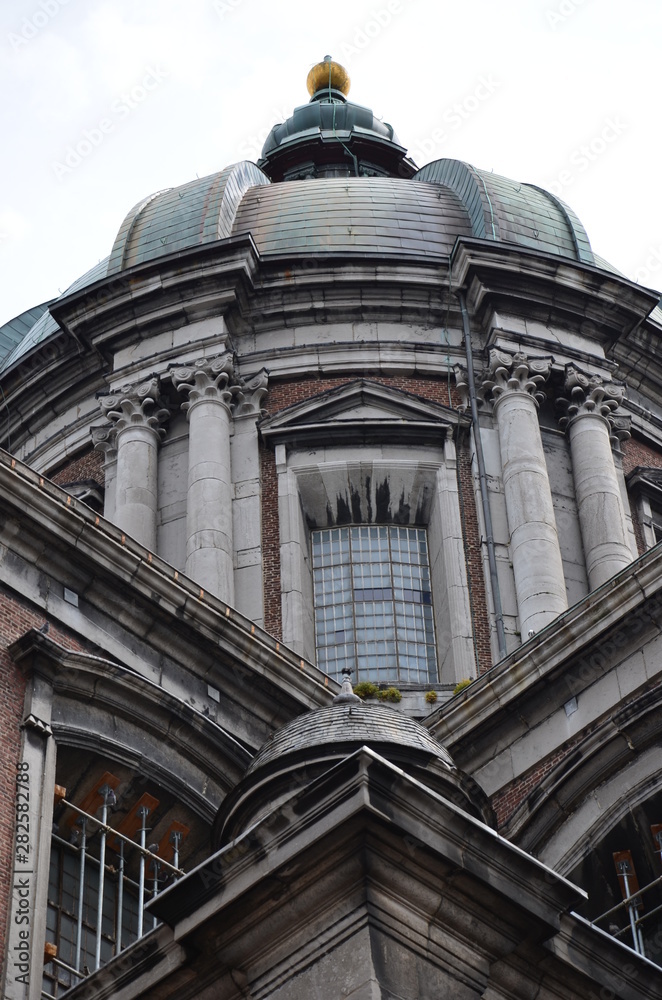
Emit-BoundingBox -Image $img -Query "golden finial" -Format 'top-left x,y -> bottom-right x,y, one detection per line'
306,55 -> 351,98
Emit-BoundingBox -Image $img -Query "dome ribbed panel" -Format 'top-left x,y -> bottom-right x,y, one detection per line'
476,169 -> 589,261
413,159 -> 494,240
231,177 -> 472,256
414,158 -> 594,264
108,162 -> 270,274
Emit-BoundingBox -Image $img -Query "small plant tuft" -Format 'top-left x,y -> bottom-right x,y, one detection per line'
424,689 -> 438,705
354,681 -> 380,700
377,686 -> 402,703
452,678 -> 473,697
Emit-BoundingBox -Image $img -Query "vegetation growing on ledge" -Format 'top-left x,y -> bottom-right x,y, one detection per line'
452,679 -> 473,696
377,686 -> 402,703
354,681 -> 380,700
353,682 -> 402,703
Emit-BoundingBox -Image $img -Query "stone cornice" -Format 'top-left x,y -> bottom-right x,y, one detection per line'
49,235 -> 261,353
9,630 -> 253,809
450,238 -> 660,338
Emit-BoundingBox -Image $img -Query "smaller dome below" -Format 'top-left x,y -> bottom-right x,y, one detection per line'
213,700 -> 494,846
246,701 -> 454,775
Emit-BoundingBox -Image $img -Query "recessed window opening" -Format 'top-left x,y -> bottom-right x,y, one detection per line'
312,525 -> 437,684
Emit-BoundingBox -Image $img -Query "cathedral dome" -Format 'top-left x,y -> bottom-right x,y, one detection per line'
0,57 -> 615,376
213,685 -> 494,847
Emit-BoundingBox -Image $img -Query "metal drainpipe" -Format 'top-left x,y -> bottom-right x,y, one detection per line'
457,291 -> 508,660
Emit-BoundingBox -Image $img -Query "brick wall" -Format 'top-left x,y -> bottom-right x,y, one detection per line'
491,740 -> 581,830
259,373 -> 492,670
621,436 -> 662,476
0,588 -> 88,968
50,446 -> 104,487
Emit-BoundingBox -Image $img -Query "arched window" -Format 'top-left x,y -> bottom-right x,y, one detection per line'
312,525 -> 437,683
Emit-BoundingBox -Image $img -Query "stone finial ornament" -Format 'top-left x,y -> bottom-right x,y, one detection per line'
332,666 -> 362,705
453,365 -> 470,412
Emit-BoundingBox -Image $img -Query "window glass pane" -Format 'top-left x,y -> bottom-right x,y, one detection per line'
312,525 -> 437,683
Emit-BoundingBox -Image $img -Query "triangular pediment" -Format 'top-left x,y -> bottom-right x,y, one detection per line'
260,379 -> 467,448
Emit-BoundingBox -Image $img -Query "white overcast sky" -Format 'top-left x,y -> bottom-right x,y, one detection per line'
1,0 -> 661,325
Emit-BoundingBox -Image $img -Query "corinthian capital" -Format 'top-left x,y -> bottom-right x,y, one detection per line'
232,369 -> 269,417
98,377 -> 170,438
480,349 -> 552,408
557,364 -> 628,441
91,424 -> 118,462
171,354 -> 234,414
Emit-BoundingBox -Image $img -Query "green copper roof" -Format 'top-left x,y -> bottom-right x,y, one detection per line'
413,158 -> 594,264
0,258 -> 109,373
231,176 -> 472,256
0,300 -> 53,362
108,161 -> 269,274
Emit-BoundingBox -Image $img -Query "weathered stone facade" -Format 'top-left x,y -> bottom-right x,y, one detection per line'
1,56 -> 662,998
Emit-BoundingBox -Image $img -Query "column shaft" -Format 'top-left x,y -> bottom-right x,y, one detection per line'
185,396 -> 234,603
569,413 -> 633,589
115,424 -> 160,549
494,390 -> 567,636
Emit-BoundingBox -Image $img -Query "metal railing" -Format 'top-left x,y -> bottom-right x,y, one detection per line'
591,872 -> 662,960
42,789 -> 184,997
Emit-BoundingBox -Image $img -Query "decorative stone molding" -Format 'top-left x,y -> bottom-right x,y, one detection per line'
21,713 -> 52,737
481,349 -> 552,408
90,424 -> 118,463
557,365 -> 630,449
232,369 -> 269,418
453,365 -> 470,412
171,355 -> 235,414
98,377 -> 170,439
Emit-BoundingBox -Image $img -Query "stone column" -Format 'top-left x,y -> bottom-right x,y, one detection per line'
484,350 -> 567,637
558,365 -> 633,590
99,378 -> 168,550
172,355 -> 235,604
